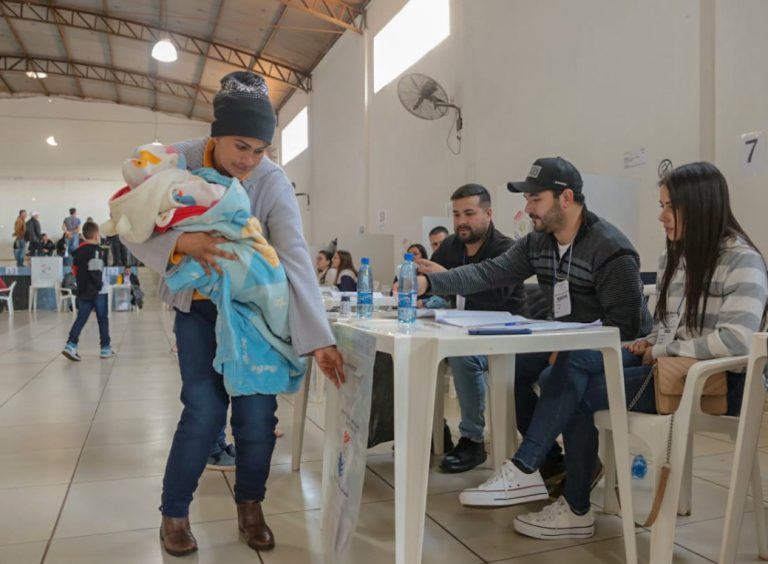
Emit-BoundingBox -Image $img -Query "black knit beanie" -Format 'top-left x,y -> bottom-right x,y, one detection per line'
210,71 -> 276,143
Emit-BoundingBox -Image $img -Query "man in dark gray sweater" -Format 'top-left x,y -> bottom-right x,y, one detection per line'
417,156 -> 652,500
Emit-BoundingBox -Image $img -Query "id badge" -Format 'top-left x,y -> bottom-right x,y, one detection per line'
656,313 -> 681,346
456,295 -> 466,311
553,280 -> 571,318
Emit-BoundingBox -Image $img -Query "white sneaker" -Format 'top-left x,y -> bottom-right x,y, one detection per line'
514,496 -> 594,539
459,460 -> 548,507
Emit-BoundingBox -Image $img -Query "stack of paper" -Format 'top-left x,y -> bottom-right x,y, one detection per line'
433,310 -> 528,328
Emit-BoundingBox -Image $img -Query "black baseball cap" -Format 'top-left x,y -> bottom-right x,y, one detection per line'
507,157 -> 583,194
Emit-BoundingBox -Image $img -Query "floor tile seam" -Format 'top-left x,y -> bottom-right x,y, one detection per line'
422,512 -> 489,563
0,352 -> 70,410
479,530 -> 629,563
0,479 -> 73,491
671,539 -> 720,563
46,516 -> 241,543
39,320 -> 128,564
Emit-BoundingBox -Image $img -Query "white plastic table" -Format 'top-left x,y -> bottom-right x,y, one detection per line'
321,319 -> 637,564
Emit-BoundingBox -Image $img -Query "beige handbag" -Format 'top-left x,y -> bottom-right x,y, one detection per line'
653,356 -> 728,415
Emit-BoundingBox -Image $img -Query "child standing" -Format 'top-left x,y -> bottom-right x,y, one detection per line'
62,221 -> 115,361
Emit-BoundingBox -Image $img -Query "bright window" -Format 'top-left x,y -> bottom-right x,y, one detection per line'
373,0 -> 450,93
280,107 -> 308,165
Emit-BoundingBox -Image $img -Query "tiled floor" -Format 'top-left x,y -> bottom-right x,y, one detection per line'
0,269 -> 766,563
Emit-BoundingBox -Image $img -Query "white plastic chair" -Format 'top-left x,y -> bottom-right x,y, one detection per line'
719,332 -> 768,563
28,256 -> 64,312
59,287 -> 76,313
0,281 -> 16,316
596,353 -> 768,563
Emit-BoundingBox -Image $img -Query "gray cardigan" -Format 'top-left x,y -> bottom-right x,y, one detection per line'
122,137 -> 335,356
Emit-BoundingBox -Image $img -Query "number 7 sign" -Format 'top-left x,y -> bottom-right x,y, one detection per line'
741,131 -> 767,176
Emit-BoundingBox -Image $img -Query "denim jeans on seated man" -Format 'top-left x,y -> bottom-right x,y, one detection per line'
441,351 -> 564,474
440,355 -> 489,473
459,349 -> 654,517
161,301 -> 278,517
509,349 -> 653,513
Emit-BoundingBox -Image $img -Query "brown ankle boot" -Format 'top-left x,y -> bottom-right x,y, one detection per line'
237,500 -> 275,551
160,516 -> 198,557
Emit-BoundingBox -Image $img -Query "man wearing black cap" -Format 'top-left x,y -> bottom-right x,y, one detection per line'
124,71 -> 345,556
415,157 -> 650,523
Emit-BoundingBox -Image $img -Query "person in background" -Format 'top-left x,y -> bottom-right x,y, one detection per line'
39,233 -> 55,256
13,209 -> 27,266
332,250 -> 358,291
25,211 -> 42,257
415,183 -> 527,473
406,243 -> 428,260
316,250 -> 336,286
62,207 -> 81,255
61,221 -> 114,361
428,225 -> 449,255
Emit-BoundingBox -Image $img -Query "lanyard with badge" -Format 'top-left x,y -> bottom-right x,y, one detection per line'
656,298 -> 684,346
552,246 -> 573,318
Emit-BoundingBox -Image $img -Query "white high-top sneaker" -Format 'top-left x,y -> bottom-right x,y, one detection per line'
514,496 -> 595,539
459,460 -> 548,507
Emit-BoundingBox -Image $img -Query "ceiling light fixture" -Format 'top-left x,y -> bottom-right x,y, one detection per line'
151,39 -> 177,62
26,71 -> 47,79
46,136 -> 58,146
152,2 -> 177,63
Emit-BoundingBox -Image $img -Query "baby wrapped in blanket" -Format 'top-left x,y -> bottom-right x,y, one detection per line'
102,144 -> 305,395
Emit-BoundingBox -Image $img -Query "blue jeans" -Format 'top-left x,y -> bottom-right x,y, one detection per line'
513,349 -> 656,513
448,355 -> 488,442
161,300 -> 278,517
68,234 -> 80,255
514,352 -> 564,464
14,240 -> 26,266
67,294 -> 110,347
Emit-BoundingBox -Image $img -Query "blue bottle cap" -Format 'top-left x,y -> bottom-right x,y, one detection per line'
361,257 -> 369,265
404,253 -> 414,261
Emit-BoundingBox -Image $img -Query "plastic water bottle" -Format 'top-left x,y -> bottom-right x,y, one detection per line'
631,454 -> 647,480
338,295 -> 352,319
397,253 -> 417,325
356,257 -> 373,319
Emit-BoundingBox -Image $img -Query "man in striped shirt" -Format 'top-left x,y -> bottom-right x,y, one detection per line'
417,156 -> 652,498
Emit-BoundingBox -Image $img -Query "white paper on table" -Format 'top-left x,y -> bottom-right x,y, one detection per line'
322,327 -> 376,561
433,309 -> 527,328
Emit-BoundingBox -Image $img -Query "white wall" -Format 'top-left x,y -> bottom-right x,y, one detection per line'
275,0 -> 720,274
0,97 -> 209,258
279,91 -> 313,240
714,0 -> 768,253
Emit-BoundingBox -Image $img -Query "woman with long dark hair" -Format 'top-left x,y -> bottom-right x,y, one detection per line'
316,250 -> 336,286
332,250 -> 358,291
457,162 -> 768,540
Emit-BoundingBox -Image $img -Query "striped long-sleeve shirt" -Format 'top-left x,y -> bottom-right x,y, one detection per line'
647,237 -> 768,359
426,209 -> 652,341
